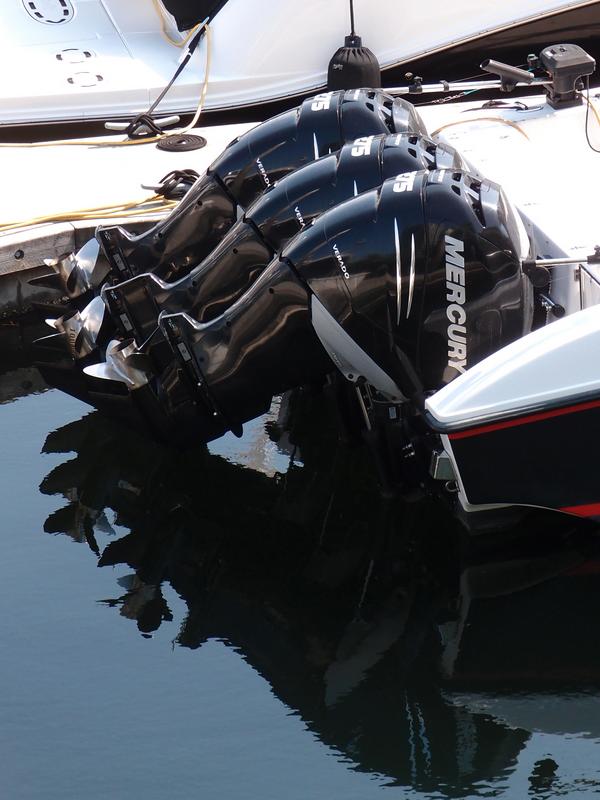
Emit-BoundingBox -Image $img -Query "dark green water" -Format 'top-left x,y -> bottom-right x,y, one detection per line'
3,318 -> 600,799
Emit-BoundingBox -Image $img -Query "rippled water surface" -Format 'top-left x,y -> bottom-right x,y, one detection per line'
3,319 -> 600,799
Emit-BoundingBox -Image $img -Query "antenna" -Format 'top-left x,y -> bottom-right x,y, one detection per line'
328,0 -> 381,89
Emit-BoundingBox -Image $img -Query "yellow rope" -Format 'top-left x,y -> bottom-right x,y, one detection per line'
0,22 -> 212,150
0,195 -> 177,233
152,0 -> 201,48
432,116 -> 530,140
0,22 -> 212,232
581,90 -> 600,131
177,21 -> 212,133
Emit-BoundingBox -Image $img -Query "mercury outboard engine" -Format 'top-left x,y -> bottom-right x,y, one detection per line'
82,169 -> 532,445
36,90 -> 426,304
102,133 -> 463,349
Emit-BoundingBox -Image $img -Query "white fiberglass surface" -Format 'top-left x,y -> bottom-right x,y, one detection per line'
137,0 -> 600,110
0,0 -> 596,123
419,94 -> 600,316
0,121 -> 254,227
425,305 -> 600,427
0,0 -> 186,123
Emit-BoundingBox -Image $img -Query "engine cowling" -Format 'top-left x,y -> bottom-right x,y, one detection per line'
102,132 -> 463,346
98,89 -> 427,286
42,89 -> 427,305
119,169 -> 533,443
283,168 -> 533,399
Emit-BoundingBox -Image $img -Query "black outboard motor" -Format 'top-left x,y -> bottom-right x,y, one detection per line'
103,133 -> 463,348
84,170 -> 532,444
39,90 -> 427,303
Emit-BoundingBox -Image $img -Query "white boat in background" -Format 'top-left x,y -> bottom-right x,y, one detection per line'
3,0 -> 600,127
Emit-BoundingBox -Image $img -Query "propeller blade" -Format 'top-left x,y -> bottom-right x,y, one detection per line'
47,295 -> 109,360
79,296 -> 110,346
35,238 -> 110,299
84,339 -> 149,390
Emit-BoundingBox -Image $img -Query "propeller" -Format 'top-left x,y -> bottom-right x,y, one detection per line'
43,295 -> 111,360
84,339 -> 150,391
29,238 -> 110,300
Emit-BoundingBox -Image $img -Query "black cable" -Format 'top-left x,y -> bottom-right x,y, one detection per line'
148,27 -> 205,116
415,92 -> 470,106
413,64 -> 535,107
120,26 -> 205,138
349,0 -> 355,35
125,114 -> 165,138
155,169 -> 200,199
584,75 -> 600,153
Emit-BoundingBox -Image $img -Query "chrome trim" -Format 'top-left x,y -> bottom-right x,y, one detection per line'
407,234 -> 416,318
394,218 -> 402,324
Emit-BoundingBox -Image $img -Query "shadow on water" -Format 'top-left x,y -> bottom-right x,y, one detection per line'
4,315 -> 600,797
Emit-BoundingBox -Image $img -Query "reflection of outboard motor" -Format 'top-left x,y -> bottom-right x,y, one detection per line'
103,133 -> 463,347
41,90 -> 427,302
86,170 -> 532,444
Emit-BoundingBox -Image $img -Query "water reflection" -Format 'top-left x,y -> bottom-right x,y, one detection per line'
0,315 -> 48,403
35,381 -> 600,797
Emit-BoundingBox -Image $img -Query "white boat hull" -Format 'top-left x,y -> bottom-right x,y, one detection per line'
2,0 -> 600,126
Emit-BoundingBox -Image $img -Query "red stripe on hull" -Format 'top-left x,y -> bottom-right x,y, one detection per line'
448,398 -> 600,441
560,502 -> 600,518
566,560 -> 600,576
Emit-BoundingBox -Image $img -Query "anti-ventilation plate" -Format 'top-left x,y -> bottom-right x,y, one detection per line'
23,0 -> 75,24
